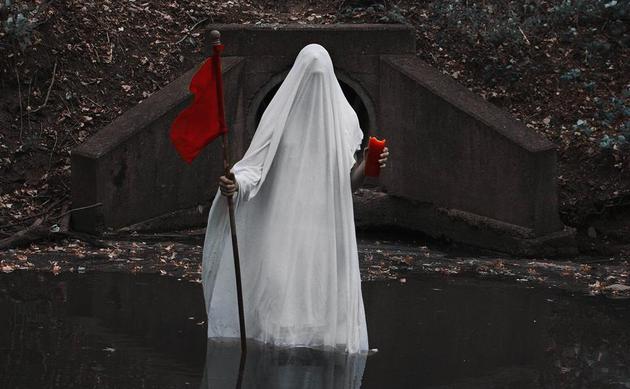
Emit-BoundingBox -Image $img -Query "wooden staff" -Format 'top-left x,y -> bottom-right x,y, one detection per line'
210,30 -> 247,357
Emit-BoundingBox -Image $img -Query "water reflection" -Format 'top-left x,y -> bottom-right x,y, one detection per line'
0,271 -> 629,388
0,271 -> 207,389
200,340 -> 367,389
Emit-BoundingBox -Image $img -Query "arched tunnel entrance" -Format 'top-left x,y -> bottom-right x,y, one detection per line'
253,77 -> 372,149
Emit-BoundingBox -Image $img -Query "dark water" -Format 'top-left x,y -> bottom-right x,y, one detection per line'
1,271 -> 629,389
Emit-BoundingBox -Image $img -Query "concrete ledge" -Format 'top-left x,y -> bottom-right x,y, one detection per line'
118,205 -> 210,233
121,188 -> 577,257
353,190 -> 577,257
205,24 -> 416,57
71,57 -> 245,232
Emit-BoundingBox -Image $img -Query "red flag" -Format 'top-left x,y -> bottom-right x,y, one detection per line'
170,45 -> 227,164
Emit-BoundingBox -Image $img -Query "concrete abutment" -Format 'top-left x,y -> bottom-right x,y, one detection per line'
71,24 -> 576,256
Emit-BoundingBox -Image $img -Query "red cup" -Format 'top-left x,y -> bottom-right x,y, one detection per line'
365,136 -> 386,177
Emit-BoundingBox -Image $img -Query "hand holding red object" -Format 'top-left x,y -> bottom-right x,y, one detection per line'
365,137 -> 387,177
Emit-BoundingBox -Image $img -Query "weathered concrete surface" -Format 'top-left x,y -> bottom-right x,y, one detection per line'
354,190 -> 576,256
203,24 -> 415,147
71,57 -> 245,232
378,56 -> 564,236
71,24 -> 575,255
205,24 -> 415,57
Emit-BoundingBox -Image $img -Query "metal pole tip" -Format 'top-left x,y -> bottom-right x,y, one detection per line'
210,30 -> 221,45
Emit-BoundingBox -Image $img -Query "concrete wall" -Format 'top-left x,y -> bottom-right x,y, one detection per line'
378,56 -> 563,235
71,57 -> 245,232
205,24 -> 415,144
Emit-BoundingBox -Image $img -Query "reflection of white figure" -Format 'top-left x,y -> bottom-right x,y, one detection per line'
201,44 -> 386,353
200,340 -> 367,389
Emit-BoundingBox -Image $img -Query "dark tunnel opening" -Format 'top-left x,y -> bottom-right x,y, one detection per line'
254,80 -> 371,147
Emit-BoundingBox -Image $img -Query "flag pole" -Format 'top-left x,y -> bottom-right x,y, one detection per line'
209,30 -> 247,357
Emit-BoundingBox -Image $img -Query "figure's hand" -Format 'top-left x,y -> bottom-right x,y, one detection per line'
362,146 -> 390,168
379,147 -> 389,168
219,172 -> 238,197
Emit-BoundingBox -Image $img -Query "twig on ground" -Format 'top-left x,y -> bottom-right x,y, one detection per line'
336,0 -> 348,13
83,95 -> 103,108
15,67 -> 23,143
59,203 -> 70,232
53,91 -> 83,128
26,76 -> 33,131
0,202 -> 106,249
175,17 -> 209,44
57,202 -> 103,220
518,26 -> 531,46
0,219 -> 109,250
48,129 -> 58,172
103,230 -> 205,245
30,60 -> 58,114
0,197 -> 66,230
0,218 -> 47,250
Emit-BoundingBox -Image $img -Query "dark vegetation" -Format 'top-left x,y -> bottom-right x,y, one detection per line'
1,0 -> 629,254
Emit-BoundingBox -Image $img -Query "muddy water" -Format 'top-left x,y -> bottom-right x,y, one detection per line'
0,271 -> 628,388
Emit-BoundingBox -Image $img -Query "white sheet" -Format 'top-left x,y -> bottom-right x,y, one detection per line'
201,43 -> 368,353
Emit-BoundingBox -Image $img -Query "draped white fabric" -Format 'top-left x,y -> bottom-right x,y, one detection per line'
201,44 -> 368,353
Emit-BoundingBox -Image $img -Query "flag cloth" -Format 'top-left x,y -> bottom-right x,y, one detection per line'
170,48 -> 226,163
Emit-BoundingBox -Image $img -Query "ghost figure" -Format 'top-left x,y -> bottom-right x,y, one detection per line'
201,44 -> 370,353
